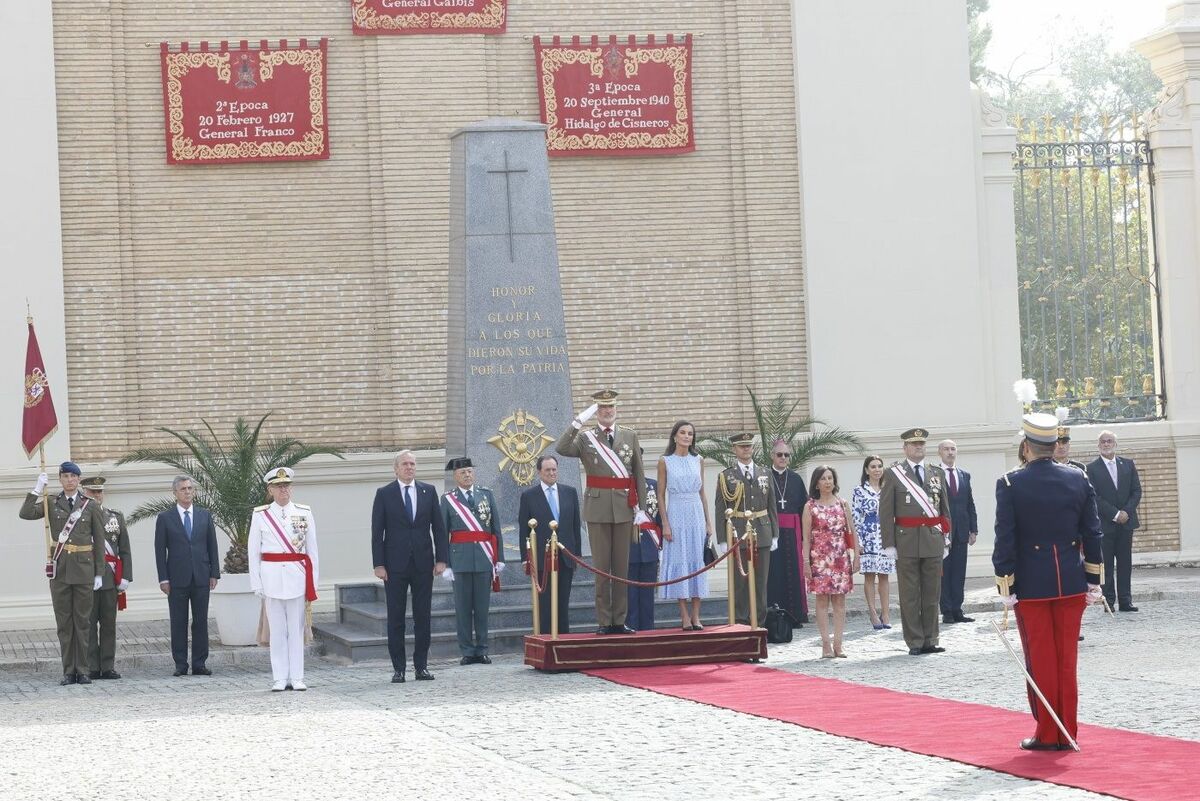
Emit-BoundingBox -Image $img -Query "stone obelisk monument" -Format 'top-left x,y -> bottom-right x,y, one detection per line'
446,119 -> 577,563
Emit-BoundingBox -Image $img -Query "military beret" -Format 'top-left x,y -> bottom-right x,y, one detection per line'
59,461 -> 81,476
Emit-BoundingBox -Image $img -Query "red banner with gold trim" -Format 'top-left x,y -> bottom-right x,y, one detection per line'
161,39 -> 329,165
22,320 -> 58,459
351,0 -> 506,35
534,35 -> 695,157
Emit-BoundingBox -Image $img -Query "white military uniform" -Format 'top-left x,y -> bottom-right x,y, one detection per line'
249,499 -> 319,686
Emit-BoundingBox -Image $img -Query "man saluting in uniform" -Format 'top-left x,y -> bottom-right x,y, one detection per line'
993,413 -> 1104,751
18,461 -> 107,685
556,389 -> 649,634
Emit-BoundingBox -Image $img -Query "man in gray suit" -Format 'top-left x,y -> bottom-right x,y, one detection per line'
154,475 -> 220,676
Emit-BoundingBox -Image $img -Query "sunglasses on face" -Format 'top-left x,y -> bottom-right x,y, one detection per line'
774,452 -> 792,458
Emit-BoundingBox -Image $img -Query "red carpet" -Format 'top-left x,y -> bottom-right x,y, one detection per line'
585,663 -> 1199,801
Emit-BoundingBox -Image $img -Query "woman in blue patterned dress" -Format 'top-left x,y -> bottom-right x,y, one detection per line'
658,421 -> 715,630
852,455 -> 894,630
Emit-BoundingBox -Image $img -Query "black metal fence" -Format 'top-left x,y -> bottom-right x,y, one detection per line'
1013,121 -> 1163,422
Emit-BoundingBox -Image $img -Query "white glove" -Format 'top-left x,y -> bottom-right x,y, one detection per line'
442,568 -> 455,582
770,537 -> 779,552
882,547 -> 897,560
1086,585 -> 1104,605
715,541 -> 729,557
93,576 -> 103,591
253,587 -> 265,598
573,403 -> 599,428
1001,594 -> 1018,609
495,562 -> 506,574
943,546 -> 950,560
33,472 -> 48,494
633,509 -> 650,526
118,579 -> 130,592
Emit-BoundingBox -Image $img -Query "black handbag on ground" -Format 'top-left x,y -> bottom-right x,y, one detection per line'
765,604 -> 794,643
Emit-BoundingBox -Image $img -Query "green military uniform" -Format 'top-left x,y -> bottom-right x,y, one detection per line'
714,443 -> 779,627
18,466 -> 106,683
441,458 -> 503,663
878,428 -> 952,654
82,477 -> 132,678
556,389 -> 647,631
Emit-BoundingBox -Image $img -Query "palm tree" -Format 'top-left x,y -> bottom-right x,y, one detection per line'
118,413 -> 344,574
696,387 -> 862,474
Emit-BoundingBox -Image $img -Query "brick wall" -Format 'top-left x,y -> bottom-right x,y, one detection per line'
50,0 -> 807,459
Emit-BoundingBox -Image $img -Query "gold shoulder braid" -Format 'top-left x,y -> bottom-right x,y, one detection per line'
718,471 -> 745,507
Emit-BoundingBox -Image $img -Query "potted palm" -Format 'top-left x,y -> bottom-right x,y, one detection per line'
120,413 -> 343,645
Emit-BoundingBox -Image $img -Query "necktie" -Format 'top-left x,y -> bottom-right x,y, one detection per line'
948,468 -> 958,495
914,464 -> 923,484
744,466 -> 753,480
547,485 -> 559,521
605,427 -> 614,448
183,509 -> 193,540
404,485 -> 415,522
68,496 -> 75,510
466,489 -> 474,506
1108,461 -> 1118,490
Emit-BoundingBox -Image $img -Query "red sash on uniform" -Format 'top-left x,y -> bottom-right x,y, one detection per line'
638,521 -> 663,549
450,531 -> 501,591
894,515 -> 951,531
104,553 -> 127,610
587,475 -> 639,508
259,510 -> 318,602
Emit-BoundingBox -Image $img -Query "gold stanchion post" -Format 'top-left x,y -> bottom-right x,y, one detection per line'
549,520 -> 560,641
724,508 -> 735,625
527,518 -> 540,635
744,510 -> 759,630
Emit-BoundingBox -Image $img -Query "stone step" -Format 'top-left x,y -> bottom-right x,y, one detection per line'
339,599 -> 600,636
336,574 -> 598,612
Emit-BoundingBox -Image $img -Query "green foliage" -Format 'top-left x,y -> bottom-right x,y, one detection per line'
967,0 -> 993,84
117,413 -> 345,574
695,388 -> 862,475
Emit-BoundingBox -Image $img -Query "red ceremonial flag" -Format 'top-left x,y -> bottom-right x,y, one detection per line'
22,320 -> 58,458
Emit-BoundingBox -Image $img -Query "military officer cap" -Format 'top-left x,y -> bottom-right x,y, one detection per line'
80,476 -> 107,490
1057,426 -> 1071,443
59,461 -> 81,476
445,457 -> 473,471
264,466 -> 294,485
591,388 -> 620,406
1021,413 -> 1060,444
729,432 -> 755,446
900,428 -> 929,443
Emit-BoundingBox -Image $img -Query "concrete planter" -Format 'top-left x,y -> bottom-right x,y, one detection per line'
210,572 -> 260,646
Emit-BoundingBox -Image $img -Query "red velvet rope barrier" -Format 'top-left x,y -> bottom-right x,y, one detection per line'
556,532 -> 752,588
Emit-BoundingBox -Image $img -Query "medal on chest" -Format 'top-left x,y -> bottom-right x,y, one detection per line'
286,511 -> 308,551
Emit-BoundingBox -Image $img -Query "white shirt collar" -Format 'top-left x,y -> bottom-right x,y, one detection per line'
541,481 -> 557,492
907,460 -> 923,470
940,463 -> 955,472
1102,455 -> 1117,465
397,479 -> 415,490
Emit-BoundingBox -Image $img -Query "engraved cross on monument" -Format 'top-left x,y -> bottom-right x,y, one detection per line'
446,119 -> 577,563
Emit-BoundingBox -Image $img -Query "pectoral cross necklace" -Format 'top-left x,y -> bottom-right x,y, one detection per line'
773,469 -> 788,509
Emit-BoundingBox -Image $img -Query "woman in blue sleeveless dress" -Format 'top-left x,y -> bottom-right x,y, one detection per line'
659,421 -> 716,630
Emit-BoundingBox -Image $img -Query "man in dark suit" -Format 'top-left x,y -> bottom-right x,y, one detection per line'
154,475 -> 220,676
1085,430 -> 1142,612
518,456 -> 581,635
372,450 -> 448,683
937,440 -> 978,624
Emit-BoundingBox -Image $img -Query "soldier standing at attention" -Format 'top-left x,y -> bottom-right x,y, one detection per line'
714,433 -> 779,628
80,476 -> 131,680
1054,426 -> 1088,473
441,457 -> 505,664
994,413 -> 1104,750
556,389 -> 649,635
879,428 -> 952,656
19,461 -> 106,685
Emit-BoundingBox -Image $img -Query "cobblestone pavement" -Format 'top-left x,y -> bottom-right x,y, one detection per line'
1,570 -> 1195,801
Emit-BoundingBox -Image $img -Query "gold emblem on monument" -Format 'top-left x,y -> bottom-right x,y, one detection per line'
488,408 -> 555,487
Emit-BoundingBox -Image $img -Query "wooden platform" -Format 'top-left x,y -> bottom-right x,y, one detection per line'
524,624 -> 768,672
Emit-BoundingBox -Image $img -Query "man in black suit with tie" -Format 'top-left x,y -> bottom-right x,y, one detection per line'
937,440 -> 978,624
154,475 -> 220,676
518,456 -> 581,634
1086,431 -> 1142,612
372,450 -> 448,683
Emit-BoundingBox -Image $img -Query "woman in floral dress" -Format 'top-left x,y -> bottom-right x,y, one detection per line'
852,455 -> 894,630
802,466 -> 859,658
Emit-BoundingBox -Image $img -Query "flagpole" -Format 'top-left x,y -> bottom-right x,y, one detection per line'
27,307 -> 54,559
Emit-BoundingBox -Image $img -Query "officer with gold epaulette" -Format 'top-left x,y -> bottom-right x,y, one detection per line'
714,433 -> 779,628
556,388 -> 649,634
80,476 -> 132,680
993,413 -> 1104,751
441,457 -> 505,664
18,461 -> 107,685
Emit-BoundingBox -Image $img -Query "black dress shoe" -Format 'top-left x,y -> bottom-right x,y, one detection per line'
391,671 -> 406,683
60,673 -> 77,686
75,673 -> 92,684
614,625 -> 635,634
460,656 -> 476,666
415,668 -> 435,681
908,648 -> 924,656
478,655 -> 492,664
942,614 -> 956,624
920,645 -> 946,654
98,670 -> 121,680
173,667 -> 188,677
1119,605 -> 1139,612
596,626 -> 610,635
955,614 -> 975,623
1020,737 -> 1060,751
192,666 -> 212,676
1078,634 -> 1085,641
88,671 -> 101,680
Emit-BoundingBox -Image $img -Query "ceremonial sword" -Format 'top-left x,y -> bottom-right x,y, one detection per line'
990,619 -> 1081,752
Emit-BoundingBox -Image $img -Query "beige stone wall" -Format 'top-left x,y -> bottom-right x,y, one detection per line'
50,0 -> 807,460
